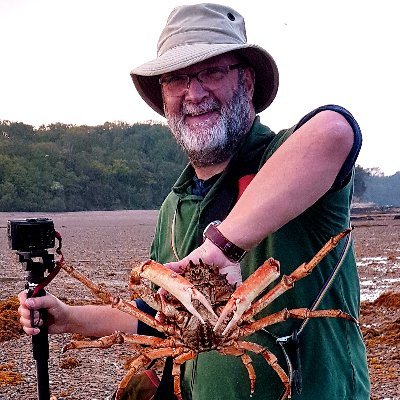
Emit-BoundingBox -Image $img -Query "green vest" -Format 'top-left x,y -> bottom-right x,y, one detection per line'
150,117 -> 370,400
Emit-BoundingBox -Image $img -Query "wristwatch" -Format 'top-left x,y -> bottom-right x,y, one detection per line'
203,220 -> 247,262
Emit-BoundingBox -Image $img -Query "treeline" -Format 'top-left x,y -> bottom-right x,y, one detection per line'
0,120 -> 398,211
361,169 -> 400,207
0,120 -> 187,211
353,165 -> 400,206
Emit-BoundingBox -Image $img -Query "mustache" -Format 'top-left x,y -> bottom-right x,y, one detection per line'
182,98 -> 220,116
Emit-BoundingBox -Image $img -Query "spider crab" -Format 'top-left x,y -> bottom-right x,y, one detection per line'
61,228 -> 357,400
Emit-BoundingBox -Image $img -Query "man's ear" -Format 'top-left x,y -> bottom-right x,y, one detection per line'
243,66 -> 255,100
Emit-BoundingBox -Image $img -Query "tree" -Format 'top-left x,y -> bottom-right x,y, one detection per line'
353,165 -> 370,200
0,120 -> 186,211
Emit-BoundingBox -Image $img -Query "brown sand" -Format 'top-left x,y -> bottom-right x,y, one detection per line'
0,210 -> 399,400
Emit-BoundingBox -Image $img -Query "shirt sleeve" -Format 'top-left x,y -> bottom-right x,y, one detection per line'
293,104 -> 362,191
135,299 -> 163,337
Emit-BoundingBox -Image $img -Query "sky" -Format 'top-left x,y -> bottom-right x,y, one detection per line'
1,0 -> 399,176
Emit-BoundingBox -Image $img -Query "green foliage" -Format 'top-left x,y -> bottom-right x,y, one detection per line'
353,164 -> 369,199
354,165 -> 400,206
2,119 -> 398,211
363,172 -> 400,206
0,120 -> 186,211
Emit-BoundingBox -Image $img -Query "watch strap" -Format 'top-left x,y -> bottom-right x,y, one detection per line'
203,221 -> 246,262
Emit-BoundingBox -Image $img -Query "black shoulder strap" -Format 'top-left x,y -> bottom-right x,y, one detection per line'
275,228 -> 353,396
154,356 -> 177,400
197,159 -> 260,245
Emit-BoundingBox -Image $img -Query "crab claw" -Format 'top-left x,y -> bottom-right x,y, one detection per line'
214,258 -> 280,335
130,260 -> 218,324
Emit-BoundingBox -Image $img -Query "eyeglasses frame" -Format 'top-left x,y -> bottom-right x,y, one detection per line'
158,63 -> 246,95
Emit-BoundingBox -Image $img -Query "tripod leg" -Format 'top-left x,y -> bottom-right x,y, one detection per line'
29,286 -> 51,400
33,328 -> 50,400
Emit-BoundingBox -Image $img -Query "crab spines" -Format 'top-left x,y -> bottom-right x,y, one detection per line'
60,263 -> 113,304
242,228 -> 354,322
214,257 -> 280,335
131,260 -> 218,324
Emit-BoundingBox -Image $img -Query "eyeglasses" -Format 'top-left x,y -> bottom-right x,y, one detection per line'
159,64 -> 245,96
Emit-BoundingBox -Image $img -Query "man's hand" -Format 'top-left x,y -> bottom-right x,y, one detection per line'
18,291 -> 70,335
165,238 -> 243,286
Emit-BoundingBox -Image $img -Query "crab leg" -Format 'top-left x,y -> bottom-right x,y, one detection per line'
131,260 -> 218,324
61,263 -> 168,333
214,258 -> 280,335
62,331 -> 167,353
240,307 -> 358,337
128,280 -> 163,311
62,331 -> 124,352
241,228 -> 353,322
172,351 -> 197,400
219,346 -> 256,395
61,263 -> 114,304
116,346 -> 185,400
237,341 -> 291,400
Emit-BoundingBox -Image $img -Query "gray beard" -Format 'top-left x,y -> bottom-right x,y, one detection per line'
165,80 -> 253,167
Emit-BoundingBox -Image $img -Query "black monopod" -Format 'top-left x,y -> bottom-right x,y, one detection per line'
8,218 -> 61,400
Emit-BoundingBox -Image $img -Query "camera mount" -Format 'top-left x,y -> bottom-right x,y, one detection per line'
8,218 -> 63,400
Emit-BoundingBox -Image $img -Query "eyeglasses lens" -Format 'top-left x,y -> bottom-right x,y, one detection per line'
160,64 -> 242,96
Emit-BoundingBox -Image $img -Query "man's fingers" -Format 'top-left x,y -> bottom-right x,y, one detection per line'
18,291 -> 50,334
24,295 -> 50,311
219,264 -> 243,286
19,314 -> 41,335
157,287 -> 168,296
20,308 -> 42,326
164,261 -> 186,273
17,291 -> 27,302
23,325 -> 40,335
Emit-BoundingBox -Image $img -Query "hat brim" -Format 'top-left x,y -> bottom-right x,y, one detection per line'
130,43 -> 278,117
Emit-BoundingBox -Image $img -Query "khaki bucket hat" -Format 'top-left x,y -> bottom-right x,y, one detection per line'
130,3 -> 279,116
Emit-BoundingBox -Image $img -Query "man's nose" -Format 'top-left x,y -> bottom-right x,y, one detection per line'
184,76 -> 209,101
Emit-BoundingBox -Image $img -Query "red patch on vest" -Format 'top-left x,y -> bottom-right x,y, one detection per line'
237,174 -> 256,200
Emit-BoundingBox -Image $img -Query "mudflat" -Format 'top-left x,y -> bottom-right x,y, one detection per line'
0,210 -> 399,400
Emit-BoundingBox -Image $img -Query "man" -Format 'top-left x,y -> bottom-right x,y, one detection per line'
19,3 -> 370,399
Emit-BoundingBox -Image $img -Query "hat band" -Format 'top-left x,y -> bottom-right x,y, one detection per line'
158,28 -> 246,56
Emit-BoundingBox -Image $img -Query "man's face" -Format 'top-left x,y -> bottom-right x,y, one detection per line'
161,53 -> 255,168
